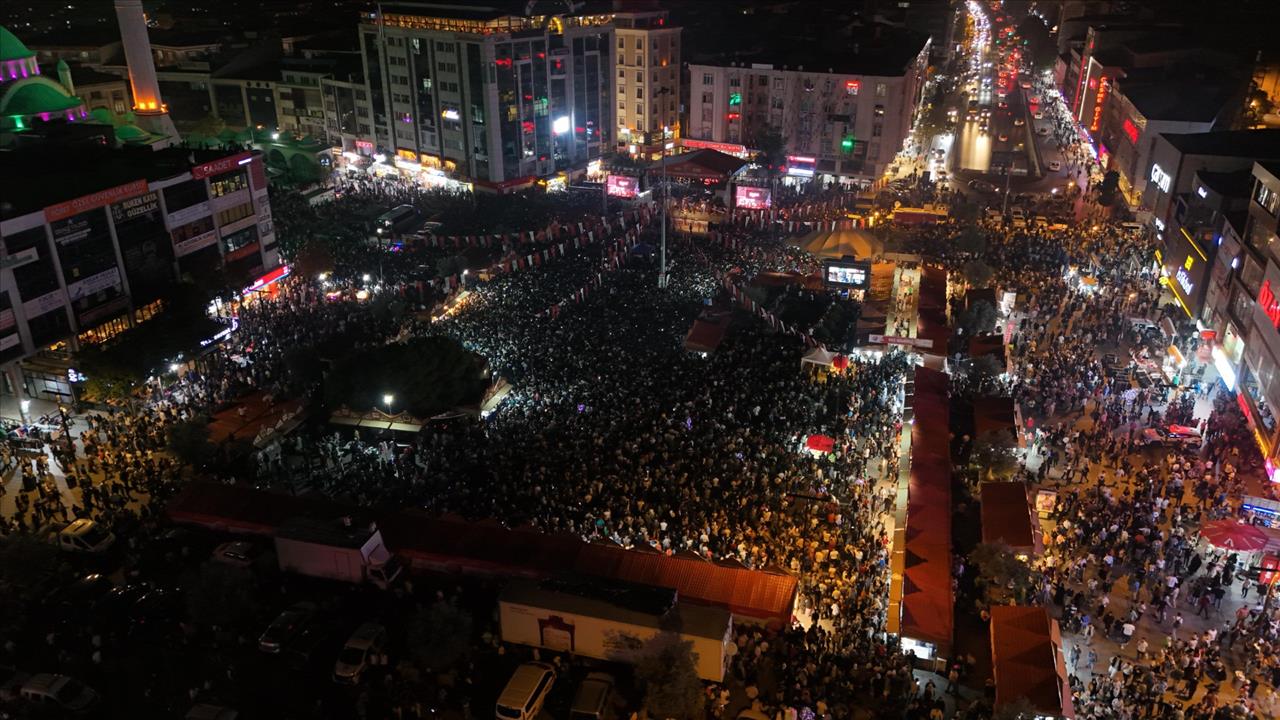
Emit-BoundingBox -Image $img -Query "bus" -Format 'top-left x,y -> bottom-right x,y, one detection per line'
375,204 -> 420,237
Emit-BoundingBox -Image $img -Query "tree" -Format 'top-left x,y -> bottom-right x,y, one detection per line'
956,224 -> 987,256
971,432 -> 1018,481
1098,171 -> 1121,207
182,561 -> 259,629
950,200 -> 981,225
168,416 -> 213,467
190,113 -> 226,138
957,299 -> 997,337
0,535 -> 69,635
750,125 -> 788,208
435,254 -> 468,278
407,599 -> 473,671
634,633 -> 705,720
969,542 -> 1038,605
325,336 -> 490,418
962,259 -> 994,289
994,696 -> 1040,720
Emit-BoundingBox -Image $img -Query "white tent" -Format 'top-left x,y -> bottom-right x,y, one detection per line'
801,346 -> 836,370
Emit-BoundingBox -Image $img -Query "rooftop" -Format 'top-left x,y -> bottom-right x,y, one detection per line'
60,63 -> 126,86
1194,168 -> 1255,199
1121,81 -> 1236,125
700,22 -> 929,77
0,26 -> 36,62
276,516 -> 380,548
1160,129 -> 1280,158
0,145 -> 254,220
501,578 -> 733,641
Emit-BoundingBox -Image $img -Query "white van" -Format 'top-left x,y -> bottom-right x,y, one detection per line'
496,662 -> 557,720
57,519 -> 116,554
19,674 -> 99,713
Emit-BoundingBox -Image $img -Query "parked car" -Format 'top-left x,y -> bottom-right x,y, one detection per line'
1048,160 -> 1062,171
1013,117 -> 1024,126
211,541 -> 261,568
569,672 -> 617,720
333,622 -> 388,684
496,662 -> 557,720
259,602 -> 318,653
1142,425 -> 1202,447
17,673 -> 99,713
56,519 -> 115,554
45,573 -> 114,614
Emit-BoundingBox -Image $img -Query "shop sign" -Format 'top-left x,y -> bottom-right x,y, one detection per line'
167,201 -> 211,227
173,230 -> 219,258
67,267 -> 121,301
1212,346 -> 1236,391
225,242 -> 260,262
1239,392 -> 1255,427
110,192 -> 160,223
242,264 -> 291,295
681,138 -> 747,155
1174,267 -> 1193,296
44,179 -> 148,223
192,151 -> 254,180
1150,163 -> 1172,193
22,289 -> 65,318
1259,280 -> 1280,329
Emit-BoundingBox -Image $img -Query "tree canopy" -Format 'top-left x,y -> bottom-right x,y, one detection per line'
407,599 -> 473,672
325,335 -> 490,417
634,633 -> 705,720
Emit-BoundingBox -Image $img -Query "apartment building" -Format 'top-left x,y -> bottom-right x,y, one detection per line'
358,3 -> 615,187
612,9 -> 679,157
686,26 -> 929,185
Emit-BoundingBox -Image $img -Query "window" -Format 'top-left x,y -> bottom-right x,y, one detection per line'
618,37 -> 625,49
635,54 -> 643,66
635,38 -> 643,50
729,76 -> 741,88
215,201 -> 255,227
163,178 -> 208,212
619,100 -> 626,110
773,78 -> 783,90
618,68 -> 625,78
636,103 -> 643,116
874,104 -> 885,117
636,71 -> 642,82
701,108 -> 711,121
701,92 -> 713,103
636,87 -> 643,99
875,82 -> 887,97
208,170 -> 249,198
702,73 -> 712,85
1258,183 -> 1280,216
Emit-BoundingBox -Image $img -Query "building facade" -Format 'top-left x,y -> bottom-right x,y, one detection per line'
612,10 -> 680,156
686,42 -> 929,185
0,148 -> 280,401
357,4 -> 615,186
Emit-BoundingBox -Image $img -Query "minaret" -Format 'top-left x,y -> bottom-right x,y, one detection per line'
113,0 -> 179,144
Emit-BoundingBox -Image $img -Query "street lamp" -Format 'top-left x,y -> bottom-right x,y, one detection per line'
653,87 -> 673,289
383,394 -> 394,415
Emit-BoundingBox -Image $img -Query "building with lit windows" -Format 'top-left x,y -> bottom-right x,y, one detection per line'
612,8 -> 679,158
357,2 -> 615,189
0,145 -> 281,403
1201,162 -> 1280,480
686,25 -> 929,185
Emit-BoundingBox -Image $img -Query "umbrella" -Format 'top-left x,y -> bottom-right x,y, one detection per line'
1199,520 -> 1268,552
805,434 -> 835,453
832,354 -> 850,370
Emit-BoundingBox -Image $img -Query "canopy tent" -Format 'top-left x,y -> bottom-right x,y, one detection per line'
801,346 -> 836,369
1199,519 -> 1269,552
990,606 -> 1075,719
805,434 -> 836,453
980,482 -> 1038,553
889,366 -> 954,657
649,149 -> 749,183
207,392 -> 306,447
685,309 -> 732,354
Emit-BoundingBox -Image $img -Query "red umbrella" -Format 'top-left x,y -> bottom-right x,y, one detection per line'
832,354 -> 850,370
806,434 -> 836,453
1199,520 -> 1269,552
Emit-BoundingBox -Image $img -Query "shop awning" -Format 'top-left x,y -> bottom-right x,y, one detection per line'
990,606 -> 1075,719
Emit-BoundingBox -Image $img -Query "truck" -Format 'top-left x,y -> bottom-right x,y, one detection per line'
498,578 -> 733,681
273,517 -> 403,589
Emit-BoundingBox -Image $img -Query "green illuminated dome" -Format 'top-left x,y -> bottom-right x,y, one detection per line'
0,26 -> 36,63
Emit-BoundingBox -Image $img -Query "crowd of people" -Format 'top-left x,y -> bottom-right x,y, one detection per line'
5,155 -> 1280,719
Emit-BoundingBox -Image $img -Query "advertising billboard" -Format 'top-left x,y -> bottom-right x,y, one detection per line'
735,185 -> 771,210
786,155 -> 816,177
823,259 -> 871,289
606,175 -> 638,198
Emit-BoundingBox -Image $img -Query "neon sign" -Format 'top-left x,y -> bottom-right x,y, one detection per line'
1259,279 -> 1280,329
1174,267 -> 1193,296
1090,76 -> 1108,132
1121,118 -> 1139,145
1150,163 -> 1172,193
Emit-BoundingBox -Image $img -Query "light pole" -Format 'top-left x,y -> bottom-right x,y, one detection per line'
654,88 -> 673,289
383,393 -> 394,416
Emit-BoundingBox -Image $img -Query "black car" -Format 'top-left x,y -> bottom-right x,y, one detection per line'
128,587 -> 185,638
44,574 -> 115,614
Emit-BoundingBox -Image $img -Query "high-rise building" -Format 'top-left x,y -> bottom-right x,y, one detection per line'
357,3 -> 615,188
611,8 -> 679,157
